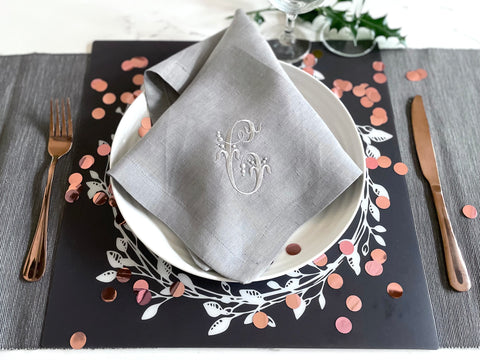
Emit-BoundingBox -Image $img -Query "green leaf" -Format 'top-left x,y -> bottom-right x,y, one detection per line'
357,13 -> 406,44
298,9 -> 320,23
253,12 -> 265,25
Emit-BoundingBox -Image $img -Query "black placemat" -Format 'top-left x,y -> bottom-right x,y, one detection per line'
41,41 -> 438,349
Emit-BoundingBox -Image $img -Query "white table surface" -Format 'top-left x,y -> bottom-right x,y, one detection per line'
2,0 -> 479,358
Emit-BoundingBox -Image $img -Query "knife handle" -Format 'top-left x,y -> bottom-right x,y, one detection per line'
431,187 -> 471,291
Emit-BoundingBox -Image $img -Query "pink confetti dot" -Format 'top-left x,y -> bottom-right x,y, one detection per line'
313,253 -> 328,267
339,240 -> 354,255
97,143 -> 111,156
462,205 -> 477,219
91,107 -> 105,120
303,53 -> 316,66
365,260 -> 383,276
365,157 -> 378,170
90,78 -> 108,92
335,316 -> 352,334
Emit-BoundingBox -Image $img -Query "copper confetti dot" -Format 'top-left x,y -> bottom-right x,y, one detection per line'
68,172 -> 83,185
313,253 -> 328,267
335,316 -> 352,334
170,281 -> 185,297
285,294 -> 302,309
327,273 -> 344,289
102,92 -> 116,105
91,107 -> 105,120
252,311 -> 269,329
346,295 -> 362,312
79,155 -> 95,169
371,248 -> 387,264
303,53 -> 316,66
406,70 -> 421,82
131,56 -> 149,68
372,61 -> 385,72
370,115 -> 387,126
120,92 -> 135,104
90,78 -> 108,92
136,289 -> 152,306
116,267 -> 131,283
65,189 -> 80,203
93,191 -> 108,206
68,183 -> 82,192
141,117 -> 151,129
393,162 -> 409,175
138,126 -> 149,138
121,60 -> 134,71
365,260 -> 383,276
365,157 -> 378,170
377,155 -> 392,168
353,83 -> 368,97
365,87 -> 381,103
133,279 -> 149,291
339,240 -> 354,255
387,282 -> 403,298
331,87 -> 343,98
312,49 -> 324,59
372,107 -> 387,118
132,74 -> 144,86
373,72 -> 387,84
97,143 -> 111,156
462,205 -> 478,219
360,96 -> 374,108
70,331 -> 87,349
303,67 -> 314,75
376,196 -> 391,209
133,89 -> 142,97
286,243 -> 301,255
333,79 -> 353,92
101,287 -> 117,303
108,196 -> 117,207
416,68 -> 428,79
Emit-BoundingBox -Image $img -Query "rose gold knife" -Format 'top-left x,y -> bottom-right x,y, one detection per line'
411,95 -> 471,292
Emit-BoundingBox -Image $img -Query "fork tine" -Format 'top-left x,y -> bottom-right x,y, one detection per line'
49,99 -> 54,137
67,98 -> 73,137
61,99 -> 67,136
55,99 -> 60,136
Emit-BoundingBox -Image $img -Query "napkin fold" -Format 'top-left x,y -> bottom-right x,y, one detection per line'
109,10 -> 362,283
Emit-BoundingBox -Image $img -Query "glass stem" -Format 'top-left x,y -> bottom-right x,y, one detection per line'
280,13 -> 297,46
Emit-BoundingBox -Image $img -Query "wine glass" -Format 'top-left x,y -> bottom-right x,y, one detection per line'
268,0 -> 329,63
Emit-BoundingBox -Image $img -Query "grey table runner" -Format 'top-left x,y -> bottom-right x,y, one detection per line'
0,49 -> 479,349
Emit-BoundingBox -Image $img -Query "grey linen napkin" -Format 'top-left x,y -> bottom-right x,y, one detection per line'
109,10 -> 362,283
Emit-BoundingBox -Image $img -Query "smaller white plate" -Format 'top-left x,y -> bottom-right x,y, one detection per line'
110,62 -> 365,282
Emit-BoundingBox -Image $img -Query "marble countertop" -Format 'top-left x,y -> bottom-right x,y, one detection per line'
2,0 -> 479,55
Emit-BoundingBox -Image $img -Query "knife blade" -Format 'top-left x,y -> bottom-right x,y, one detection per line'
411,95 -> 471,291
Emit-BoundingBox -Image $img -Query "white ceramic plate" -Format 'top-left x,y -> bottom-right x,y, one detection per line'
110,62 -> 365,282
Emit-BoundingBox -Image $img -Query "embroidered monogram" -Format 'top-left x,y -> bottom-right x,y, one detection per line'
216,120 -> 271,195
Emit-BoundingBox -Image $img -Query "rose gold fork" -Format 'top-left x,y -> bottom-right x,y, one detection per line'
22,99 -> 73,282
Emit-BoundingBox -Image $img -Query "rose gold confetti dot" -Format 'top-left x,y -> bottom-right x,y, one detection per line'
132,74 -> 144,86
79,155 -> 95,169
101,287 -> 117,303
252,311 -> 269,329
65,189 -> 80,203
121,60 -> 134,71
353,83 -> 368,97
377,156 -> 392,168
365,260 -> 383,276
285,294 -> 302,309
387,282 -> 403,298
333,79 -> 352,91
406,70 -> 421,81
376,196 -> 391,209
303,67 -> 314,75
138,127 -> 149,138
97,143 -> 111,156
93,191 -> 108,206
90,78 -> 108,92
360,96 -> 374,108
286,243 -> 301,255
371,248 -> 387,264
141,117 -> 151,129
116,267 -> 131,283
133,89 -> 142,97
331,87 -> 343,98
136,289 -> 152,305
373,72 -> 387,84
313,253 -> 328,267
131,56 -> 149,68
393,162 -> 409,175
370,115 -> 387,126
372,61 -> 385,72
416,68 -> 428,79
70,331 -> 87,349
170,281 -> 185,297
91,107 -> 105,120
365,87 -> 381,103
102,92 -> 116,105
68,173 -> 83,185
303,53 -> 316,66
108,196 -> 117,207
68,183 -> 82,192
346,295 -> 362,312
120,92 -> 135,104
372,107 -> 387,118
312,49 -> 324,59
133,279 -> 149,291
365,157 -> 378,170
339,240 -> 354,255
335,316 -> 352,334
462,205 -> 477,219
327,273 -> 343,289
116,212 -> 126,225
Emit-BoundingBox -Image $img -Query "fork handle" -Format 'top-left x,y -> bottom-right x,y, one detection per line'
22,156 -> 58,282
431,187 -> 471,292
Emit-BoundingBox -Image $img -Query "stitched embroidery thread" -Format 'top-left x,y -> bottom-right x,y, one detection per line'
216,120 -> 271,195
